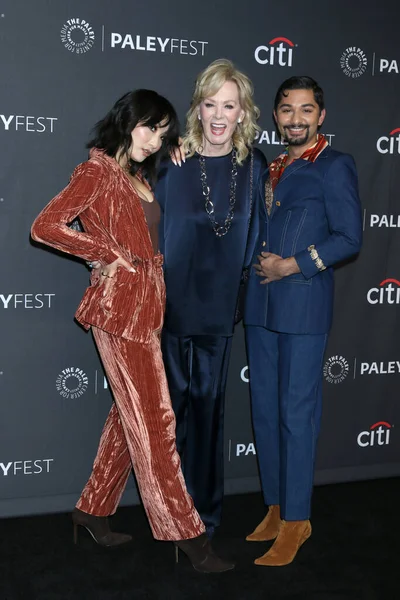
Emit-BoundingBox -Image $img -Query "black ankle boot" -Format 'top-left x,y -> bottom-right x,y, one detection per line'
174,533 -> 235,573
72,508 -> 132,547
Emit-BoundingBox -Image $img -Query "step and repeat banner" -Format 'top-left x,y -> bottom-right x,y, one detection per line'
1,0 -> 399,516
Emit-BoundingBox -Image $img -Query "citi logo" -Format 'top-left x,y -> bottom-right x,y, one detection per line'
367,279 -> 400,304
255,37 -> 295,67
376,128 -> 400,154
357,421 -> 392,447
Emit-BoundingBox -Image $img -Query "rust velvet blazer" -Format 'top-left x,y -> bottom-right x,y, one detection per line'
31,149 -> 165,343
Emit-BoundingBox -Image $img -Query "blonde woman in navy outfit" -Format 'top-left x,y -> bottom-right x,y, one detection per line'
156,60 -> 267,537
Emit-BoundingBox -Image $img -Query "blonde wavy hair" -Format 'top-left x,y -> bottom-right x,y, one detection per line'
182,59 -> 260,165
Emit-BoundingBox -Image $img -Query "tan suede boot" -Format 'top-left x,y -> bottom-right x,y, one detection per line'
254,519 -> 311,566
246,505 -> 281,542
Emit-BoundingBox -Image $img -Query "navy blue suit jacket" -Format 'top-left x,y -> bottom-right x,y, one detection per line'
244,146 -> 362,334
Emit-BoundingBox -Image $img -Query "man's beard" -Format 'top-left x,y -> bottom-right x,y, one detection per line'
282,124 -> 310,146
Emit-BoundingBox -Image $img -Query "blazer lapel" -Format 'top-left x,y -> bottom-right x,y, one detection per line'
268,160 -> 310,219
277,158 -> 309,186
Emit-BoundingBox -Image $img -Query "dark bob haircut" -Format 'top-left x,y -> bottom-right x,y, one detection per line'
274,76 -> 325,113
87,89 -> 179,188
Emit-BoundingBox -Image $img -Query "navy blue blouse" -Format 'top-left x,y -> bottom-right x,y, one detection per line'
156,148 -> 267,336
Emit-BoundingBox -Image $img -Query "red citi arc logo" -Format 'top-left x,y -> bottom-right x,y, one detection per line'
367,279 -> 400,304
255,37 -> 295,67
376,128 -> 400,154
357,422 -> 392,447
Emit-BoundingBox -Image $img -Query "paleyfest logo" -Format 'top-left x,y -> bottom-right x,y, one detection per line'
368,211 -> 400,228
110,32 -> 208,56
0,115 -> 58,133
0,459 -> 54,476
255,37 -> 295,67
340,46 -> 367,78
377,128 -> 400,154
61,18 -> 95,54
60,17 -> 208,57
0,294 -> 55,308
255,129 -> 335,146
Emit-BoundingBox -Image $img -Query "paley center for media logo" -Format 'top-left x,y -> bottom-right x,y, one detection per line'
240,366 -> 249,383
60,17 -> 208,57
341,46 -> 400,78
56,367 -> 89,399
61,18 -> 95,54
376,128 -> 400,154
340,47 -> 368,78
367,278 -> 400,304
324,354 -> 400,380
55,368 -> 111,399
255,37 -> 296,67
323,355 -> 350,384
357,421 -> 392,448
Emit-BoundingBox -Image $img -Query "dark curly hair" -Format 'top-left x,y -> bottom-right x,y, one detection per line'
274,76 -> 325,113
87,89 -> 179,188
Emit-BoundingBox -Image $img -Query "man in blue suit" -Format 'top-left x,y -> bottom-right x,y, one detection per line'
244,76 -> 362,566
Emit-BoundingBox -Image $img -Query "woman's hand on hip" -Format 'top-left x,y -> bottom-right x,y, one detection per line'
100,256 -> 136,297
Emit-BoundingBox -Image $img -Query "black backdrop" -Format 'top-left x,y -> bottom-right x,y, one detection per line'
1,0 -> 399,517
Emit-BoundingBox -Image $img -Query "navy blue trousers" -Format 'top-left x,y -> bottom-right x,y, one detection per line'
245,326 -> 328,520
161,331 -> 233,528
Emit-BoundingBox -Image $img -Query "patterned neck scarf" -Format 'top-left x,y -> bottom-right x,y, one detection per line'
265,134 -> 329,215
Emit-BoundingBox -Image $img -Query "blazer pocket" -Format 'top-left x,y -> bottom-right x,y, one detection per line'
75,267 -> 143,331
109,265 -> 145,316
75,261 -> 165,342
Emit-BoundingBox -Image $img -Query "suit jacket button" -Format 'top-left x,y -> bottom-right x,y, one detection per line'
262,241 -> 266,247
276,201 -> 281,206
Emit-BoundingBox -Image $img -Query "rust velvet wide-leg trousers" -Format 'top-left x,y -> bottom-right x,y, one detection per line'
76,326 -> 205,541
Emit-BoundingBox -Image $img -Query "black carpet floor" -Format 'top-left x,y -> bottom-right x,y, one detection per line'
0,477 -> 398,600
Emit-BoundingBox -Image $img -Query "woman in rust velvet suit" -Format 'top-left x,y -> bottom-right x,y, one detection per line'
31,90 -> 233,573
